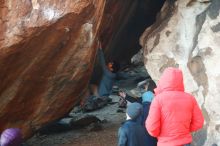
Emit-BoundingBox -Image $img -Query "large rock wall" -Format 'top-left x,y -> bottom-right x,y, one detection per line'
140,0 -> 220,145
0,0 -> 106,138
0,0 -> 144,138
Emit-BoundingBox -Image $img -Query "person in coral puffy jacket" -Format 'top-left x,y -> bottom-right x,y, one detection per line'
145,67 -> 204,146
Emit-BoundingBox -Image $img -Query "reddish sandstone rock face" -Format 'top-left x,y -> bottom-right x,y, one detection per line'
0,0 -> 143,138
0,0 -> 105,138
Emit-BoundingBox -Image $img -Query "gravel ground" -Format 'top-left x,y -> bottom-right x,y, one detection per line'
25,65 -> 149,146
25,95 -> 125,146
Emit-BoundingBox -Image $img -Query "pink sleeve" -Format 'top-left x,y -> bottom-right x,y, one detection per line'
190,97 -> 204,132
145,97 -> 161,137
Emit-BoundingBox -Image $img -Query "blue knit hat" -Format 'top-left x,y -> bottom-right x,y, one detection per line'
142,91 -> 154,103
126,102 -> 143,120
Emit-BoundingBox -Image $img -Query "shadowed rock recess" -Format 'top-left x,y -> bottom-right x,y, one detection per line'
0,0 -> 164,138
140,0 -> 220,145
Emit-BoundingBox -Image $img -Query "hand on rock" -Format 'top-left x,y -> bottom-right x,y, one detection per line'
119,91 -> 126,98
98,40 -> 102,49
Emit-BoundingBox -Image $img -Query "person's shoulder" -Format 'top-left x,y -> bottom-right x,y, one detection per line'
121,120 -> 130,126
182,92 -> 196,101
121,120 -> 135,127
119,121 -> 130,133
142,102 -> 151,107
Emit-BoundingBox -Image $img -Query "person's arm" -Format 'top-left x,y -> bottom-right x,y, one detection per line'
118,127 -> 127,146
98,48 -> 108,71
145,97 -> 161,137
119,91 -> 126,98
97,41 -> 108,72
190,97 -> 204,132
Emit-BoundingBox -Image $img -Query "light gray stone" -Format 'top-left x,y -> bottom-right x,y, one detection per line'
140,0 -> 220,145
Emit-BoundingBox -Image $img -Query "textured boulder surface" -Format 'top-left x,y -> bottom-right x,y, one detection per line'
0,0 -> 106,138
1,0 -> 161,138
140,0 -> 220,145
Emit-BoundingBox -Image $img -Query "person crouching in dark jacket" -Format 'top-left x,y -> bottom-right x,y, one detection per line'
141,91 -> 157,146
118,102 -> 148,146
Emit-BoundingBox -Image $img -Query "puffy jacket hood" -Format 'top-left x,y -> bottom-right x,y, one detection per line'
154,67 -> 184,95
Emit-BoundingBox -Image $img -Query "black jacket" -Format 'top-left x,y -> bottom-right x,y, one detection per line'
118,120 -> 148,146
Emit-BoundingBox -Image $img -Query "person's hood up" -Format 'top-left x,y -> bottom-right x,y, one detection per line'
154,67 -> 184,95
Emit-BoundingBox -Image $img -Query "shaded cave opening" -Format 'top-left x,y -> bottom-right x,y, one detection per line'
103,0 -> 166,65
92,0 -> 166,85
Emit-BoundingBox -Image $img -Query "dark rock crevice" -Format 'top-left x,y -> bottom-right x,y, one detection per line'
140,0 -> 176,60
91,0 -> 166,86
207,0 -> 220,19
100,0 -> 165,64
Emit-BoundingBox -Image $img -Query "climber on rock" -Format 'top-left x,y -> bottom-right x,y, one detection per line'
81,41 -> 120,111
95,41 -> 120,98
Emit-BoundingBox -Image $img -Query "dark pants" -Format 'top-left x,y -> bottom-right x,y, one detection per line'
184,144 -> 191,146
